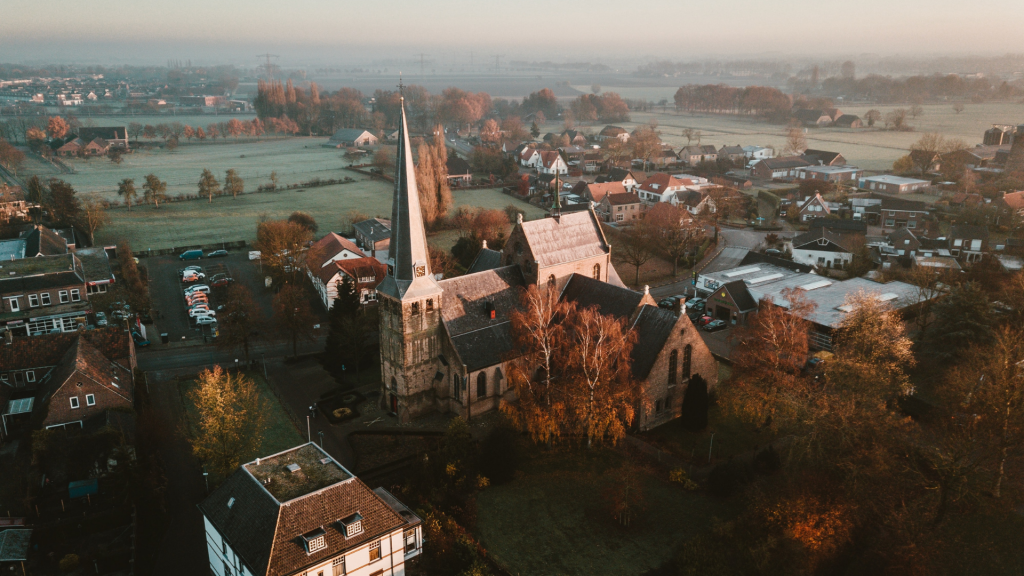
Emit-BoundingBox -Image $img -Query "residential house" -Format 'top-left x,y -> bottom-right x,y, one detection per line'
743,146 -> 774,162
717,145 -> 746,164
648,147 -> 680,168
637,173 -> 692,204
794,165 -> 863,183
55,138 -> 84,156
537,151 -> 568,175
0,254 -> 92,336
833,115 -> 863,129
518,147 -> 541,168
578,182 -> 627,205
858,175 -> 931,195
794,193 -> 834,222
674,190 -> 714,216
77,127 -> 128,149
326,129 -> 378,148
598,192 -> 643,223
597,167 -> 643,192
712,174 -> 753,189
851,194 -> 930,231
446,157 -> 472,185
199,443 -> 422,576
984,124 -> 1017,146
803,149 -> 846,166
909,150 -> 942,174
941,145 -> 1007,171
598,125 -> 629,142
37,337 -> 133,429
352,218 -> 391,262
0,188 -> 32,222
887,228 -> 923,256
82,138 -> 111,156
789,228 -> 862,269
793,109 -> 836,126
313,257 -> 387,309
678,145 -> 717,166
994,190 -> 1024,224
948,224 -> 989,263
308,233 -> 367,272
750,156 -> 813,180
559,129 -> 588,147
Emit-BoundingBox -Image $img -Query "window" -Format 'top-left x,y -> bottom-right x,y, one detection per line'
222,541 -> 227,555
28,294 -> 39,307
907,221 -> 916,229
668,350 -> 678,385
70,396 -> 80,409
655,400 -> 662,413
426,299 -> 434,312
332,556 -> 346,576
477,372 -> 487,399
369,540 -> 382,562
909,212 -> 916,217
41,292 -> 51,305
59,290 -> 69,304
87,283 -> 108,295
547,275 -> 556,292
70,289 -> 81,302
884,219 -> 895,227
889,211 -> 896,217
592,264 -> 601,279
6,297 -> 19,312
86,394 -> 95,406
683,345 -> 692,379
453,374 -> 461,401
665,395 -> 672,409
405,528 -> 418,553
390,377 -> 397,392
616,214 -> 623,221
411,302 -> 420,315
307,534 -> 326,554
26,371 -> 35,383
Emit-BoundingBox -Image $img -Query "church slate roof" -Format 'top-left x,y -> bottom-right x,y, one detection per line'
630,305 -> 679,380
438,266 -> 524,337
519,210 -> 609,268
560,274 -> 649,321
466,248 -> 503,274
450,324 -> 516,371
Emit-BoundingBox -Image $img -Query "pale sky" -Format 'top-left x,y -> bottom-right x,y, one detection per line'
2,0 -> 1022,64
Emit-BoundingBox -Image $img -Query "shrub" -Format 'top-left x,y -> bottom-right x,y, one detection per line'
60,554 -> 80,572
332,407 -> 352,419
669,467 -> 699,490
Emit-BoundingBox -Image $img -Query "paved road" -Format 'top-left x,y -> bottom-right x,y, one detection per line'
137,336 -> 327,373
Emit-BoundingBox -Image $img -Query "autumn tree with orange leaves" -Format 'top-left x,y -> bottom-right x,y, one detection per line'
504,285 -> 638,447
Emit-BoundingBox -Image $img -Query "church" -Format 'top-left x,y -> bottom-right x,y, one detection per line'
376,100 -> 717,431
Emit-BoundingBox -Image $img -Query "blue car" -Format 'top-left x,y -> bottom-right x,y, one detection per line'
131,330 -> 151,347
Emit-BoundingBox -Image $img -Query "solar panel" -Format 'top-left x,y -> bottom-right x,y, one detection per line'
747,273 -> 784,285
724,266 -> 760,277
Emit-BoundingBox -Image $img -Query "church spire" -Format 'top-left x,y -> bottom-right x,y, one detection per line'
376,96 -> 441,301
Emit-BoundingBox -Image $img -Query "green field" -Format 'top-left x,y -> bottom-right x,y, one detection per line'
97,181 -> 544,251
539,101 -> 1024,171
476,449 -> 735,576
49,136 -> 350,200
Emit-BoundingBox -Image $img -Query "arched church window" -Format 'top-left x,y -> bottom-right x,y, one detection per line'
683,345 -> 692,379
547,275 -> 556,292
593,263 -> 601,279
668,350 -> 678,385
477,372 -> 487,399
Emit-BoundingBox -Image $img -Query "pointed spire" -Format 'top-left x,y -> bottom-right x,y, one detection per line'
377,97 -> 441,301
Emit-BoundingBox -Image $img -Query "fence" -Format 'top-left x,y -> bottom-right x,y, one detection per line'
138,239 -> 249,258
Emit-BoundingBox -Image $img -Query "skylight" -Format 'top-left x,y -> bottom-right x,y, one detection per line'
798,280 -> 832,291
747,273 -> 784,285
836,305 -> 854,313
877,293 -> 899,302
724,266 -> 760,277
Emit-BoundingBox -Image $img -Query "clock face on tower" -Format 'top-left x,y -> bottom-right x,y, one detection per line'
415,265 -> 426,278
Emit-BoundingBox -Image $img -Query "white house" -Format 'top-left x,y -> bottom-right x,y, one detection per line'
743,146 -> 774,161
636,173 -> 693,204
519,147 -> 541,168
788,228 -> 861,269
199,443 -> 423,576
537,151 -> 568,175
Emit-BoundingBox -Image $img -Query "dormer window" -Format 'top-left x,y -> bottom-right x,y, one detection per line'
338,513 -> 364,538
301,528 -> 327,554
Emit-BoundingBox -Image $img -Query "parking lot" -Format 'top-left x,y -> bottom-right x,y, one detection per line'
142,251 -> 277,343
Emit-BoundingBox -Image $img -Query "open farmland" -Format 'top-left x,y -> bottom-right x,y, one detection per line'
95,181 -> 544,251
537,101 -> 1024,172
48,137 -> 351,201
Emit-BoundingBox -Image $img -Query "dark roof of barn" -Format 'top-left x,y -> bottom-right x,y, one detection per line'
77,126 -> 127,141
807,218 -> 867,233
629,305 -> 679,380
723,280 -> 758,312
949,224 -> 990,240
446,156 -> 471,176
804,149 -> 843,164
561,274 -> 644,321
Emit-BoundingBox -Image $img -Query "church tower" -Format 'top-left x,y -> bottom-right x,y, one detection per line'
376,97 -> 445,422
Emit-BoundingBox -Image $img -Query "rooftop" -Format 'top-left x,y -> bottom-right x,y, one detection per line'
861,175 -> 930,185
798,165 -> 861,174
243,444 -> 353,503
0,252 -> 77,277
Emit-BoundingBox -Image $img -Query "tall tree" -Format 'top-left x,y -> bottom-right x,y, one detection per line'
216,284 -> 264,364
926,282 -> 993,360
620,220 -> 656,285
198,168 -> 221,203
224,168 -> 244,199
255,219 -> 313,283
630,124 -> 661,171
185,366 -> 270,479
128,121 -> 143,143
142,174 -> 167,208
117,178 -> 137,211
80,197 -> 109,244
646,203 -> 703,276
322,278 -> 371,376
44,179 -> 82,226
784,124 -> 807,155
46,116 -> 70,140
273,284 -> 317,357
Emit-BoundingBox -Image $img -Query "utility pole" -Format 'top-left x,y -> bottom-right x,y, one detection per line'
493,54 -> 504,73
415,53 -> 429,76
256,53 -> 280,80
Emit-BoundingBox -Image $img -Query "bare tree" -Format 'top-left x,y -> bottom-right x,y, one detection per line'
620,220 -> 656,285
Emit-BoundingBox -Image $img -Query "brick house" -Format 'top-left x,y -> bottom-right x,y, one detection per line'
77,127 -> 129,150
313,257 -> 387,309
750,156 -> 813,180
803,149 -> 846,166
794,165 -> 863,183
598,125 -> 629,142
678,145 -> 717,166
858,175 -> 931,195
0,254 -> 91,336
598,192 -> 643,223
199,443 -> 422,576
352,218 -> 391,262
948,224 -> 989,263
850,194 -> 930,231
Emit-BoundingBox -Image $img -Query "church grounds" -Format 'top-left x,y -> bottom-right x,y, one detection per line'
474,447 -> 739,576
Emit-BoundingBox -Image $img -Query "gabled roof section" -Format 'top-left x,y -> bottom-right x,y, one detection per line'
560,274 -> 652,321
949,224 -> 990,240
466,248 -> 503,274
722,280 -> 758,312
21,226 -> 68,257
606,192 -> 640,206
791,228 -> 862,253
438,265 -> 524,338
308,233 -> 366,270
44,336 -> 133,404
376,99 -> 441,302
352,218 -> 391,243
804,149 -> 844,165
519,210 -> 609,268
630,305 -> 680,380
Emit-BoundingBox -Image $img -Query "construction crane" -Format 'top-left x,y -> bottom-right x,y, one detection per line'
256,53 -> 280,79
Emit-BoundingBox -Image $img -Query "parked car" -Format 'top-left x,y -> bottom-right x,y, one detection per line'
182,272 -> 205,283
206,250 -> 229,258
685,298 -> 705,310
210,277 -> 233,288
658,297 -> 677,310
184,285 -> 210,296
179,265 -> 203,275
179,249 -> 203,260
697,315 -> 714,326
194,316 -> 218,326
765,248 -> 782,256
186,293 -> 208,304
703,319 -> 728,332
94,312 -> 108,327
189,308 -> 215,318
131,331 -> 150,347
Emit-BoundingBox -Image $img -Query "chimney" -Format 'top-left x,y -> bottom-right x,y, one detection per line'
643,285 -> 650,295
4,330 -> 12,345
517,213 -> 523,225
481,240 -> 487,250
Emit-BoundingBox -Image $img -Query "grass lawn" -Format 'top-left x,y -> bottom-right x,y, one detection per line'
178,372 -> 304,481
98,179 -> 545,251
639,404 -> 773,465
475,449 -> 737,576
